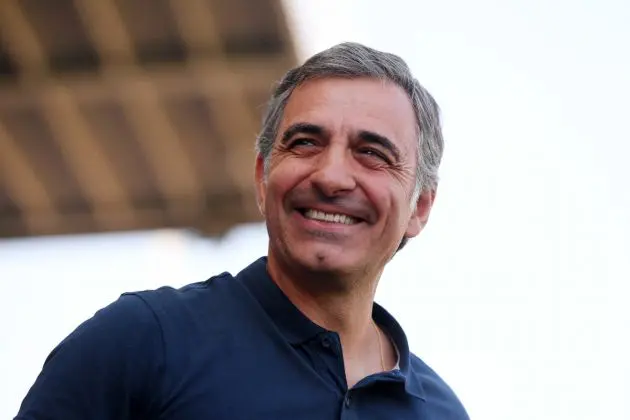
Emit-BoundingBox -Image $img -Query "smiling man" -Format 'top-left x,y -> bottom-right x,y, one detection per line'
15,43 -> 469,419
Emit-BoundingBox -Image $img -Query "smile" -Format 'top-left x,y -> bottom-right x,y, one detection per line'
301,209 -> 359,225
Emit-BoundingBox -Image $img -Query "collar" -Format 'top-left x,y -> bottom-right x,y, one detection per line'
372,302 -> 425,399
237,256 -> 425,400
237,257 -> 326,344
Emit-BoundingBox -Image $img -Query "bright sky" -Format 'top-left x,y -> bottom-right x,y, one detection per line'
1,1 -> 629,419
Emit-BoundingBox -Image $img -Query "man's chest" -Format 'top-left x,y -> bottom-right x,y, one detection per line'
152,336 -> 422,420
156,359 -> 341,419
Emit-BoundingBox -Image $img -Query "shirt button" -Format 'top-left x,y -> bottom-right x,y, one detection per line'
321,337 -> 331,348
344,393 -> 352,407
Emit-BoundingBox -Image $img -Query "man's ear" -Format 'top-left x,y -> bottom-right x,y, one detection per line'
254,154 -> 267,217
405,188 -> 437,239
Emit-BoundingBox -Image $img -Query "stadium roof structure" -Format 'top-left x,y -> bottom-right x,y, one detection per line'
0,0 -> 298,238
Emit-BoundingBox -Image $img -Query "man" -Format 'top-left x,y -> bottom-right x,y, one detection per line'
15,43 -> 469,419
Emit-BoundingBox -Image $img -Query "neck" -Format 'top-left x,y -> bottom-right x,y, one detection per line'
266,250 -> 396,387
266,250 -> 381,344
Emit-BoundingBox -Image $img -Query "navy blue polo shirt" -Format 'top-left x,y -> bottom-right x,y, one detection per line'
16,257 -> 468,419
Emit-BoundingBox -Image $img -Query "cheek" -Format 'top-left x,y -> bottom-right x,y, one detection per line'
264,181 -> 283,214
265,167 -> 300,211
272,157 -> 310,187
361,176 -> 394,207
365,182 -> 411,225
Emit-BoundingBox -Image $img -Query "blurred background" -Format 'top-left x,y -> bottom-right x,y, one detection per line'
1,0 -> 629,419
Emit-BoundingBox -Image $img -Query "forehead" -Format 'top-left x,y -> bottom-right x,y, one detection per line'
280,77 -> 417,149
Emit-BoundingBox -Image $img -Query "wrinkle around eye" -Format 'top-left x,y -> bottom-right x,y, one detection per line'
281,138 -> 321,157
355,148 -> 393,167
289,138 -> 317,148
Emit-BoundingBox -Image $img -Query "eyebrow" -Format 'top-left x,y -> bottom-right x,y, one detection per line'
280,123 -> 402,162
357,130 -> 401,162
280,122 -> 329,144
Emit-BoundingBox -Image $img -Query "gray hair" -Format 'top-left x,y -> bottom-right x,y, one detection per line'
255,42 -> 444,199
255,43 -> 444,252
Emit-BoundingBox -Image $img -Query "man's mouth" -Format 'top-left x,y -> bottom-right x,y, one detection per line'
298,209 -> 360,225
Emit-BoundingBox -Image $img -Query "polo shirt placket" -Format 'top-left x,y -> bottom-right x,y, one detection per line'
237,258 -> 430,418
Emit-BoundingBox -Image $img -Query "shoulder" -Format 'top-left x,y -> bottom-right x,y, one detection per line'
409,353 -> 470,419
15,293 -> 167,418
15,271 -> 247,419
61,292 -> 161,349
120,270 -> 257,347
125,271 -> 242,322
56,271 -> 240,359
38,292 -> 167,374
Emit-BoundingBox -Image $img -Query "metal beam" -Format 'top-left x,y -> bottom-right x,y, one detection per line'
0,121 -> 59,234
0,58 -> 285,107
0,0 -> 46,78
117,77 -> 202,206
0,202 -> 168,238
74,0 -> 202,219
0,0 -> 133,232
72,0 -> 134,65
39,85 -> 133,229
169,0 -> 261,219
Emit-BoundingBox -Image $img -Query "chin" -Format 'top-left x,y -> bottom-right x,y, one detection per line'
287,243 -> 360,276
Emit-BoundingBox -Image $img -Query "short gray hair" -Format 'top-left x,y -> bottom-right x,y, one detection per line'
255,42 -> 444,198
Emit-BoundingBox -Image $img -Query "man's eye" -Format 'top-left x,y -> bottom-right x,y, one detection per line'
289,138 -> 316,148
359,148 -> 390,163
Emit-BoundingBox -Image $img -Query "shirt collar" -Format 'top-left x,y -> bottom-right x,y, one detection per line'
237,256 -> 425,400
237,257 -> 326,344
372,302 -> 425,400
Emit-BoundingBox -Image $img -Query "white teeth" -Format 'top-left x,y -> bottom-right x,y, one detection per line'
303,209 -> 357,225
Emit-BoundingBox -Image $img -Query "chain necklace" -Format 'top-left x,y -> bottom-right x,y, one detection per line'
372,320 -> 386,371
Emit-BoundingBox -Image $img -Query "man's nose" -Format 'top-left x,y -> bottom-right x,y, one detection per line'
310,146 -> 356,197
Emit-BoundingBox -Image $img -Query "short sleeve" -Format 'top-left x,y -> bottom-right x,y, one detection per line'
14,293 -> 164,420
